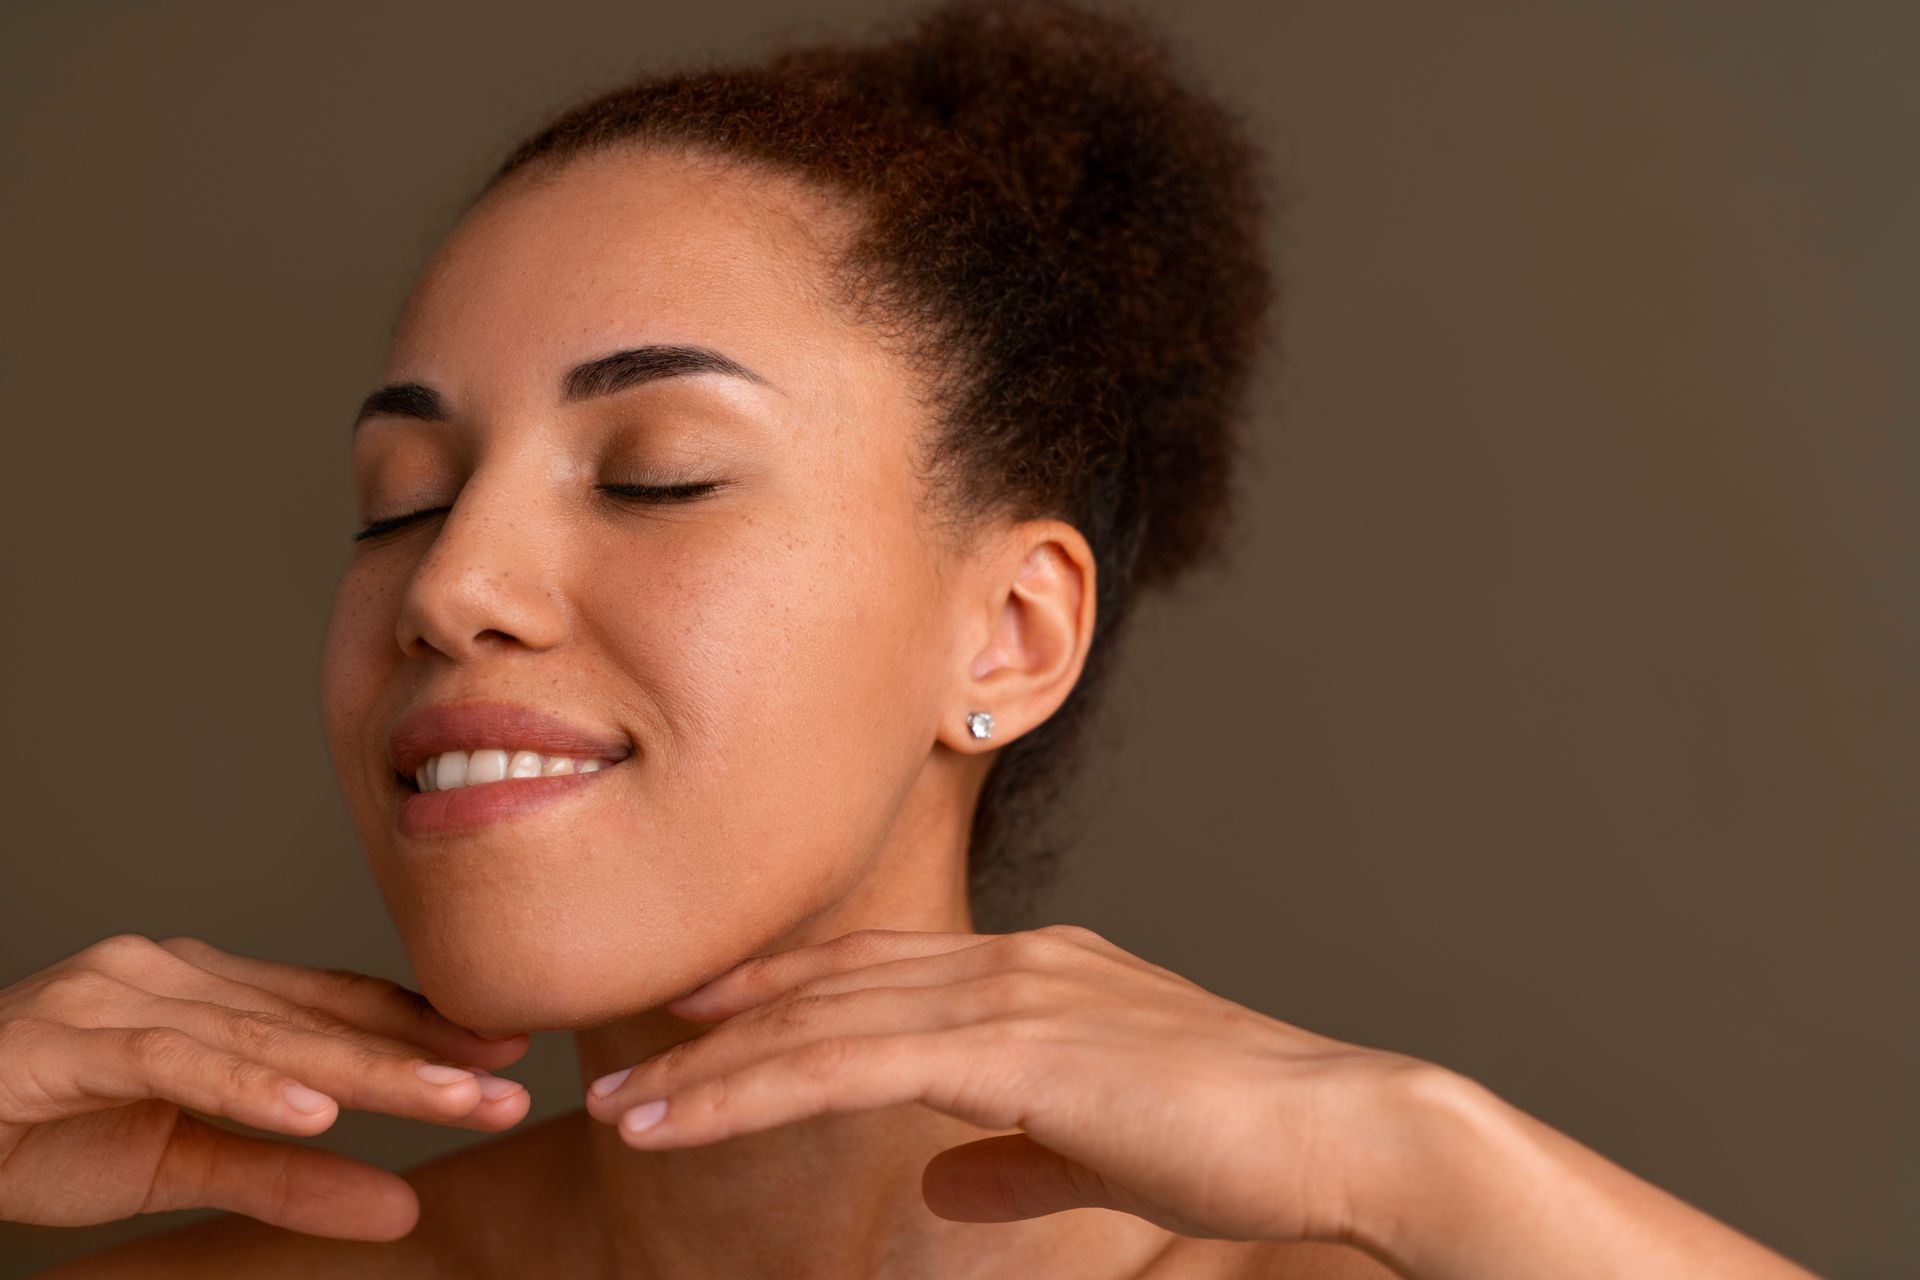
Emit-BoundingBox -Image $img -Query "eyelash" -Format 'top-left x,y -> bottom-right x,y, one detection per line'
351,481 -> 723,542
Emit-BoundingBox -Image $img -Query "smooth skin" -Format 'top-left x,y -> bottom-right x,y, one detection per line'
5,146 -> 1822,1279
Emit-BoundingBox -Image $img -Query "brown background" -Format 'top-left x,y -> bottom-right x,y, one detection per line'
2,2 -> 1913,1276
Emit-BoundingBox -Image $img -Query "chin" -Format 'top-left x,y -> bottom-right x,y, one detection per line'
402,929 -> 693,1033
384,887 -> 720,1034
355,803 -> 852,1034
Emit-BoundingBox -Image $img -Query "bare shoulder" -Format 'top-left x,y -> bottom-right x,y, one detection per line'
29,1113 -> 586,1280
26,1210 -> 433,1280
1143,1236 -> 1401,1280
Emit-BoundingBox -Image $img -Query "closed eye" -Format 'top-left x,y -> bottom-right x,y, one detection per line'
352,506 -> 451,542
598,480 -> 724,505
352,481 -> 725,543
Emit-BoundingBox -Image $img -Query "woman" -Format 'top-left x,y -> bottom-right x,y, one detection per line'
2,1 -> 1821,1276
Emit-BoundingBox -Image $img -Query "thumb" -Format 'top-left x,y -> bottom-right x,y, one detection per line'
146,1111 -> 421,1241
922,1132 -> 1144,1223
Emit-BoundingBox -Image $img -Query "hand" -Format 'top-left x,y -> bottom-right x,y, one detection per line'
583,924 -> 1434,1244
0,933 -> 533,1241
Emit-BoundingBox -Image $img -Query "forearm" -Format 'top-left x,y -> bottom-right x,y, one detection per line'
1352,1067 -> 1823,1280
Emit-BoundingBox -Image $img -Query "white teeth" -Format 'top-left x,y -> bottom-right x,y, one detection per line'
467,749 -> 509,785
415,749 -> 614,792
435,751 -> 467,789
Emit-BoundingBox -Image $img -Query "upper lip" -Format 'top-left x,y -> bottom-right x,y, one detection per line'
388,701 -> 633,779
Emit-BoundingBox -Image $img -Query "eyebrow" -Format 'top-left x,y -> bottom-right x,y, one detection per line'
352,344 -> 775,430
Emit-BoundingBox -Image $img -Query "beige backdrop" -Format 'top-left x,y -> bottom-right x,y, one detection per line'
2,2 -> 1913,1277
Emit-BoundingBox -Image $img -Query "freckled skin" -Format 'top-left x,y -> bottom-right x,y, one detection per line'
319,146 -> 1086,1035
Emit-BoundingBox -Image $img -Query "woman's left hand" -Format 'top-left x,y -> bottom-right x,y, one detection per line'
581,925 -> 1434,1244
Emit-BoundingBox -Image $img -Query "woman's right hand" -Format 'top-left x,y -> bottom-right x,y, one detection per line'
0,932 -> 532,1242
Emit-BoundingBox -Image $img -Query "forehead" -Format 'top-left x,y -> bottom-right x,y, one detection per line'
383,146 -> 861,391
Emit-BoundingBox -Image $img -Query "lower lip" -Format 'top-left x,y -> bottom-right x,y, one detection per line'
397,768 -> 618,838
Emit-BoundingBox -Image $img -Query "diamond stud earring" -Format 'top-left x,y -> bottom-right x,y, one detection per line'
964,710 -> 995,740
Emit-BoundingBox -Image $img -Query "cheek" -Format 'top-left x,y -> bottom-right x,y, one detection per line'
595,500 -> 946,836
318,562 -> 403,782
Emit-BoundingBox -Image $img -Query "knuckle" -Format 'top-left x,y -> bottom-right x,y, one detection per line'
218,1051 -> 268,1099
303,1006 -> 382,1042
393,980 -> 436,1018
257,1142 -> 300,1222
764,992 -> 834,1032
697,1069 -> 735,1118
222,1012 -> 296,1057
838,928 -> 896,957
727,955 -> 773,989
626,1063 -> 666,1100
82,932 -> 158,974
125,1024 -> 195,1071
793,1036 -> 852,1079
999,930 -> 1069,968
1038,923 -> 1107,949
651,1039 -> 697,1077
324,968 -> 437,1021
153,935 -> 215,959
1063,1153 -> 1120,1212
348,1041 -> 398,1078
33,968 -> 123,1020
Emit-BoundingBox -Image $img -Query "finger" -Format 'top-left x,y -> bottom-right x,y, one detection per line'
151,936 -> 528,1068
44,966 -> 525,1123
665,928 -> 1003,1021
127,993 -> 525,1129
434,1070 -> 535,1131
667,925 -> 1151,1025
4,1017 -> 342,1136
146,1110 -> 419,1241
587,978 -> 1015,1121
606,1027 -> 1020,1149
922,1132 -> 1148,1223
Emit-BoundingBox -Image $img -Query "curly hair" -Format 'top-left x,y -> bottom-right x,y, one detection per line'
474,0 -> 1277,931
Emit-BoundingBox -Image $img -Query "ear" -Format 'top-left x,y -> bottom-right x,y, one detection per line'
942,519 -> 1097,752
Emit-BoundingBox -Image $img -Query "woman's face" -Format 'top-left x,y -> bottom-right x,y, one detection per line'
321,148 -> 989,1032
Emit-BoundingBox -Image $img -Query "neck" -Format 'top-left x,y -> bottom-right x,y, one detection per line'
558,757 -> 1174,1279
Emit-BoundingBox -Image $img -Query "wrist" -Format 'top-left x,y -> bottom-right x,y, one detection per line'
1338,1058 -> 1519,1276
1338,1059 -> 1823,1280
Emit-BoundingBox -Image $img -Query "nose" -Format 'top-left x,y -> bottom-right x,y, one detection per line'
393,467 -> 568,662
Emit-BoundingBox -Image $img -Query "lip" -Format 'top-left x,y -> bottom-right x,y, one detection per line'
387,701 -> 633,839
398,770 -> 614,838
388,701 -> 632,779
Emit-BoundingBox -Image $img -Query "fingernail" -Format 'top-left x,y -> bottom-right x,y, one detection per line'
589,1066 -> 634,1098
282,1082 -> 333,1114
476,1074 -> 524,1102
416,1062 -> 476,1085
621,1098 -> 668,1134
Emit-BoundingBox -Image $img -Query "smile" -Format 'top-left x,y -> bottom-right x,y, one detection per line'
413,749 -> 617,793
386,700 -> 634,836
